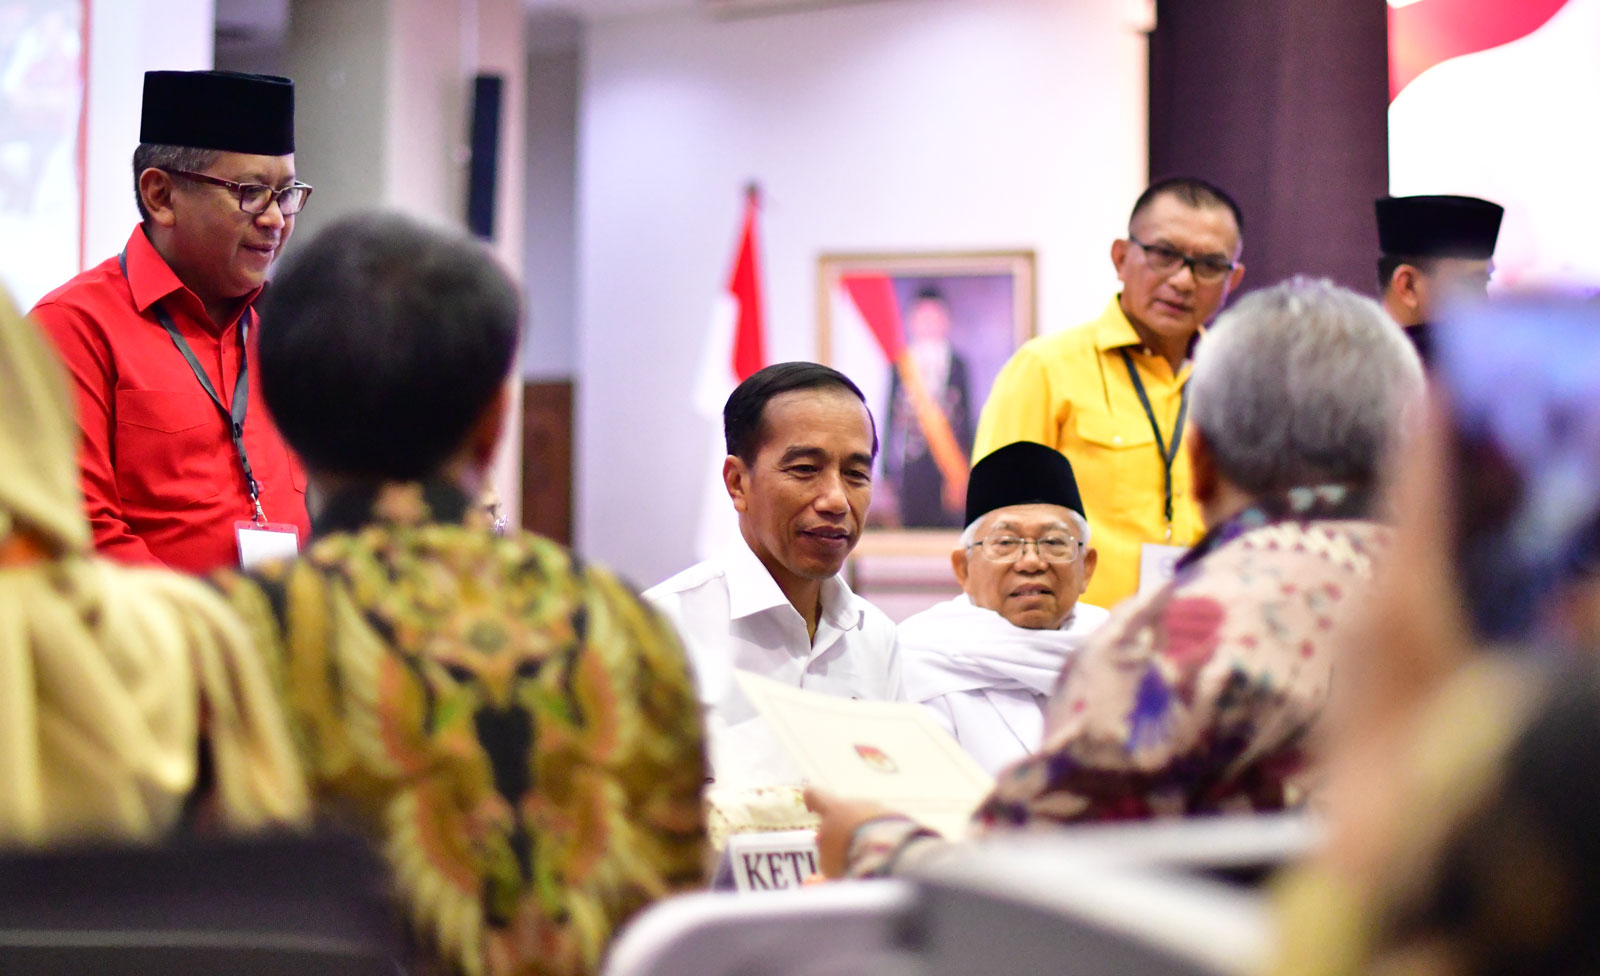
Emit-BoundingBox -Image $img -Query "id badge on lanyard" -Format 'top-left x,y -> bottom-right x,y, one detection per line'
1137,543 -> 1188,598
236,521 -> 301,569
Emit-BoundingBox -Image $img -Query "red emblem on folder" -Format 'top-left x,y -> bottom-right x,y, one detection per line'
854,744 -> 899,774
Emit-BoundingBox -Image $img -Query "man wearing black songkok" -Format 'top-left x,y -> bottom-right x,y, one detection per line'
896,441 -> 1106,775
1376,194 -> 1504,363
32,70 -> 314,573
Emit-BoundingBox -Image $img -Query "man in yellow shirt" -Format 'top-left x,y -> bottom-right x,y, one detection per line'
973,178 -> 1246,608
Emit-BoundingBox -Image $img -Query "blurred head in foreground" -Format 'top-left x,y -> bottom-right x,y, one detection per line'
229,211 -> 710,976
1275,294 -> 1600,976
1189,275 -> 1425,522
256,211 -> 520,496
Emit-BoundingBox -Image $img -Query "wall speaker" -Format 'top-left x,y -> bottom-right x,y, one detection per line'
466,73 -> 503,239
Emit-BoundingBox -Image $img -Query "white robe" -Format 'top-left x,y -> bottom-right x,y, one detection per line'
897,594 -> 1109,776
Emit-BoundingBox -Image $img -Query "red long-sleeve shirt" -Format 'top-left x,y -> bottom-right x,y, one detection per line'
31,226 -> 309,574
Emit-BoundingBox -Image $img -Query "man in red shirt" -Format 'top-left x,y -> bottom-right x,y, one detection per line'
32,70 -> 312,573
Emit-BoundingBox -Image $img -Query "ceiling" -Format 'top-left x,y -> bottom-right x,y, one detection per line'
524,0 -> 885,18
523,0 -> 696,15
214,0 -> 289,46
214,0 -> 880,52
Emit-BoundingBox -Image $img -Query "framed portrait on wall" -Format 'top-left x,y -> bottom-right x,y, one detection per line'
817,250 -> 1036,532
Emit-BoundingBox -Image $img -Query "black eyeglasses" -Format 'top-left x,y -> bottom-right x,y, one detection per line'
1129,236 -> 1236,284
164,169 -> 314,216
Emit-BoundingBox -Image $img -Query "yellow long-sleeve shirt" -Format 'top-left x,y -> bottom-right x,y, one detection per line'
972,297 -> 1204,609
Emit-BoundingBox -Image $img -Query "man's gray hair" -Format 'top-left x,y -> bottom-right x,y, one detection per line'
959,507 -> 1091,548
131,143 -> 222,225
1188,276 -> 1424,495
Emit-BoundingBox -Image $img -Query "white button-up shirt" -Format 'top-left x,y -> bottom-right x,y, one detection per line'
645,537 -> 902,783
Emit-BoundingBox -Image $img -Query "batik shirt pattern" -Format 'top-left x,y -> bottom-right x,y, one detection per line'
214,481 -> 708,976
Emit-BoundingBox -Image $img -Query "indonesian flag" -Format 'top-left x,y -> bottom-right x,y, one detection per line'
831,273 -> 969,515
693,186 -> 768,560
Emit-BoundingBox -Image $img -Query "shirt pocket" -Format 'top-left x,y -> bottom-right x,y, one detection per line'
114,390 -> 221,510
1066,410 -> 1158,523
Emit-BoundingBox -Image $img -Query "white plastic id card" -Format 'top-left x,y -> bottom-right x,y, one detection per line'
1138,542 -> 1188,598
235,520 -> 301,569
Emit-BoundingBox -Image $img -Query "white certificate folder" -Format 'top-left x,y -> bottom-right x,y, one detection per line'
734,671 -> 996,838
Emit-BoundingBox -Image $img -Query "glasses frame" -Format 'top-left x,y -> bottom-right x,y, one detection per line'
966,534 -> 1086,564
164,169 -> 314,216
1128,235 -> 1236,284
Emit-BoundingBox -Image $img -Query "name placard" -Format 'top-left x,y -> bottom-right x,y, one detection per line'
727,830 -> 820,892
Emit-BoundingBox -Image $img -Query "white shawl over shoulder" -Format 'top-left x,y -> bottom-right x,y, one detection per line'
898,595 -> 1108,774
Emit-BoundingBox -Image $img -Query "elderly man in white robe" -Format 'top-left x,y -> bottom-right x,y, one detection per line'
899,440 -> 1109,775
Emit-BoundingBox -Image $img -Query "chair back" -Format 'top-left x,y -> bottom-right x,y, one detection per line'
0,831 -> 401,976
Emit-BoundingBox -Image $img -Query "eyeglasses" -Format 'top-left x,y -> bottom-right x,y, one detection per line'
1129,236 -> 1236,284
164,169 -> 314,216
967,535 -> 1084,563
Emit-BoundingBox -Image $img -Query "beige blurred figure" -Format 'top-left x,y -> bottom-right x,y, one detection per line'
1274,391 -> 1600,975
0,286 -> 306,844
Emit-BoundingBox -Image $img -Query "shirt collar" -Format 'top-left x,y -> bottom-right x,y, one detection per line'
1094,294 -> 1204,366
122,224 -> 264,325
1175,481 -> 1376,574
1093,296 -> 1146,352
122,226 -> 186,313
721,534 -> 865,632
311,478 -> 478,539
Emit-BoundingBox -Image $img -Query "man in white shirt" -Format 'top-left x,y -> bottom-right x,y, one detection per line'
898,441 -> 1108,775
646,362 -> 901,782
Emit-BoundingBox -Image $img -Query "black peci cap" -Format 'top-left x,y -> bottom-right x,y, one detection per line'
1376,194 -> 1503,260
965,441 -> 1085,528
140,70 -> 295,156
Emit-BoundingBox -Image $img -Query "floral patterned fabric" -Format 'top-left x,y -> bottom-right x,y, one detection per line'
848,485 -> 1385,877
213,480 -> 709,976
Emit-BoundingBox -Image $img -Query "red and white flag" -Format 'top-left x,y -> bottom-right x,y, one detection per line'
693,186 -> 768,559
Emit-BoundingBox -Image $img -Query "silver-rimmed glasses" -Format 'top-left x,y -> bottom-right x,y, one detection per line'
966,534 -> 1085,563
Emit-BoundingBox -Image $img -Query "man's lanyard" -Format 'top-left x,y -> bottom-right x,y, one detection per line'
118,251 -> 266,524
1119,348 -> 1188,539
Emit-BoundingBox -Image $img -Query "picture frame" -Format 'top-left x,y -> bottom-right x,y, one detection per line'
816,249 -> 1037,533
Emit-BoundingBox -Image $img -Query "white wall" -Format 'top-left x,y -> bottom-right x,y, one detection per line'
523,36 -> 581,379
575,0 -> 1148,587
287,0 -> 528,527
84,0 -> 213,277
285,0 -> 390,242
